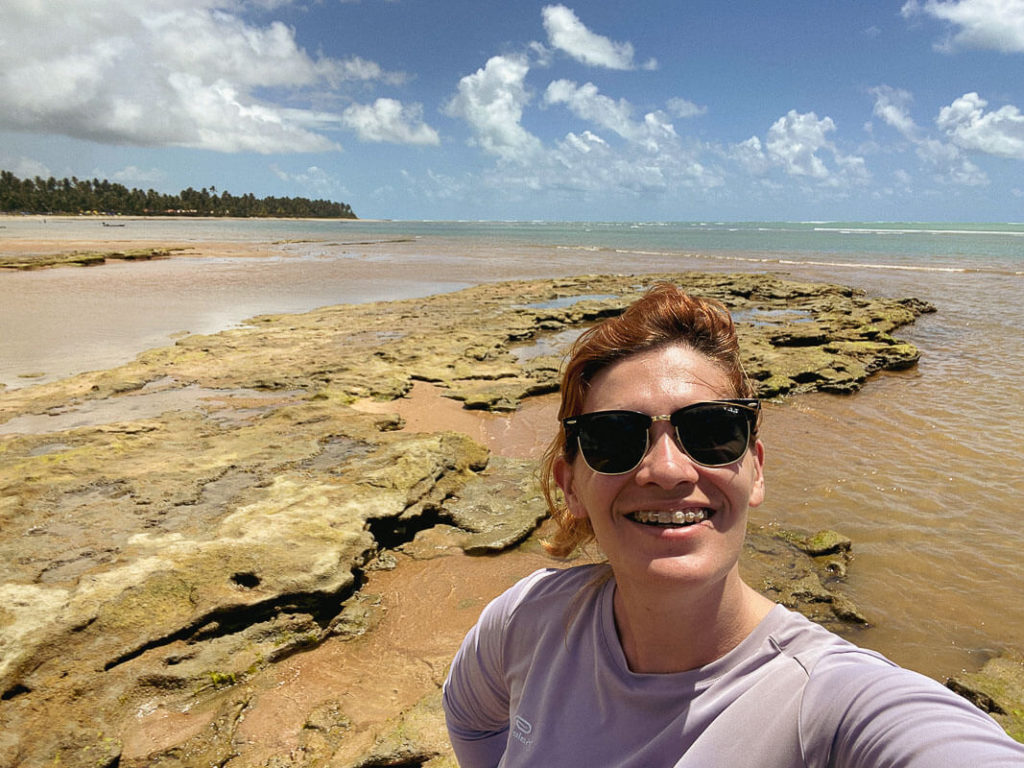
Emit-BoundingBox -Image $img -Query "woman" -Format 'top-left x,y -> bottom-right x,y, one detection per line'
443,284 -> 1024,766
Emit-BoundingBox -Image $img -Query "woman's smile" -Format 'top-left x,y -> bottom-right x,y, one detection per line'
627,508 -> 712,526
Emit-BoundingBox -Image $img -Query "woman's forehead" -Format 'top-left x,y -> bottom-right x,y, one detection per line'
584,345 -> 732,408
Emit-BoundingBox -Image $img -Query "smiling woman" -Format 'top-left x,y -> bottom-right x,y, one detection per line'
441,283 -> 1024,767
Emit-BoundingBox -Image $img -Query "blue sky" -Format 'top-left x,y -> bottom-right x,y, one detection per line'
2,0 -> 1023,221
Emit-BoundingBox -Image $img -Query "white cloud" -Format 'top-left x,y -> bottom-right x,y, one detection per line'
936,92 -> 1024,158
110,165 -> 167,186
528,41 -> 556,68
833,153 -> 872,186
543,80 -> 678,152
444,46 -> 720,205
544,80 -> 641,140
563,130 -> 609,153
766,111 -> 836,179
483,127 -> 719,200
916,138 -> 989,184
548,132 -> 667,191
666,97 -> 708,119
271,164 -> 350,198
732,110 -> 868,186
732,137 -> 772,176
901,0 -> 1024,53
870,85 -> 918,139
0,155 -> 53,180
444,55 -> 543,163
541,5 -> 654,70
0,0 -> 407,153
869,85 -> 990,185
341,99 -> 440,145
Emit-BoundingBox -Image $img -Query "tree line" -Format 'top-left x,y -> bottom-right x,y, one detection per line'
0,170 -> 356,219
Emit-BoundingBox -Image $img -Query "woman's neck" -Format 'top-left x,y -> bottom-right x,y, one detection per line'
611,569 -> 775,674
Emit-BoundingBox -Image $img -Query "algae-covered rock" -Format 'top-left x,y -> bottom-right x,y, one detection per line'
443,456 -> 549,554
338,690 -> 456,768
780,528 -> 854,557
743,526 -> 867,630
947,652 -> 1024,743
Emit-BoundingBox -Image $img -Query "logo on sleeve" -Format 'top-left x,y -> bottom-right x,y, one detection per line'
512,715 -> 534,746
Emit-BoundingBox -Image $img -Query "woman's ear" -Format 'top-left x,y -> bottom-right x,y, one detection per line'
554,455 -> 588,519
747,439 -> 766,509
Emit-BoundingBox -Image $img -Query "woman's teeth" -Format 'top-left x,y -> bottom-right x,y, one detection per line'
631,509 -> 709,526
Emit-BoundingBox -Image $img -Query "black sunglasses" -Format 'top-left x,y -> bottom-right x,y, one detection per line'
563,399 -> 760,475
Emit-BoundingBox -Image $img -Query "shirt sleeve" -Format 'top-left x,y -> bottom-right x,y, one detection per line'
801,650 -> 1024,767
442,569 -> 554,767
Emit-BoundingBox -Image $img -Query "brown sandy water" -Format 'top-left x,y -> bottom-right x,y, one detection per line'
362,376 -> 1023,681
2,222 -> 1022,683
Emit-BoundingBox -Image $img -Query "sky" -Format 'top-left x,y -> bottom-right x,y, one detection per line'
2,0 -> 1023,222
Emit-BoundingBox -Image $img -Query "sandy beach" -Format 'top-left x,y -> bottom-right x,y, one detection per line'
2,219 -> 1022,764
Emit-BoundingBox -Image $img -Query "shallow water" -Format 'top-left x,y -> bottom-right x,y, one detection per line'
0,251 -> 473,387
2,217 -> 1022,681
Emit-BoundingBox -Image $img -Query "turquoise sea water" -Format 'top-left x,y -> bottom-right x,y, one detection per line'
7,216 -> 1024,268
2,217 -> 1022,679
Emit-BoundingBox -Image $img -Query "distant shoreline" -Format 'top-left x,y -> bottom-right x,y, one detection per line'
0,213 -> 382,223
5,214 -> 1022,227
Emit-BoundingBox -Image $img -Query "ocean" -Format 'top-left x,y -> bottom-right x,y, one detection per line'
1,217 -> 1022,679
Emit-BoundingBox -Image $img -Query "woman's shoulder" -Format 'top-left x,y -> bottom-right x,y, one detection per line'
497,563 -> 610,612
764,605 -> 884,670
477,563 -> 610,633
769,609 -> 1024,762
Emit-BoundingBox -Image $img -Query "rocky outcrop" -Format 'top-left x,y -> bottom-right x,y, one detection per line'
0,272 -> 936,766
745,526 -> 867,629
947,653 -> 1024,742
0,247 -> 182,270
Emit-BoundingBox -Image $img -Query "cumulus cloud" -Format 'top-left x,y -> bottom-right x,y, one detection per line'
444,64 -> 718,200
341,99 -> 441,145
0,0 -> 413,153
936,92 -> 1024,158
732,110 -> 869,187
543,80 -> 679,153
901,0 -> 1024,53
482,126 -> 720,201
869,85 -> 990,185
444,55 -> 543,163
542,5 -> 655,70
764,111 -> 837,178
736,111 -> 832,178
544,80 -> 642,140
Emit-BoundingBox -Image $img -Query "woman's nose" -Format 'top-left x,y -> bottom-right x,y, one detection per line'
633,426 -> 700,487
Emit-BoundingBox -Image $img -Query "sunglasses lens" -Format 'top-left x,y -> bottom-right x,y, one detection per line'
577,412 -> 649,474
673,404 -> 751,466
568,402 -> 756,475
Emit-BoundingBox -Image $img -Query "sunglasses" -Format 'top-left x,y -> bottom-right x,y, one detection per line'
563,399 -> 760,475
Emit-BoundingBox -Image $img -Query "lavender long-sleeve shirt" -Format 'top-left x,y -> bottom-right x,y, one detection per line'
443,565 -> 1024,767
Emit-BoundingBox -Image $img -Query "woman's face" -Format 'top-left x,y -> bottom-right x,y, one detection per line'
555,344 -> 765,592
